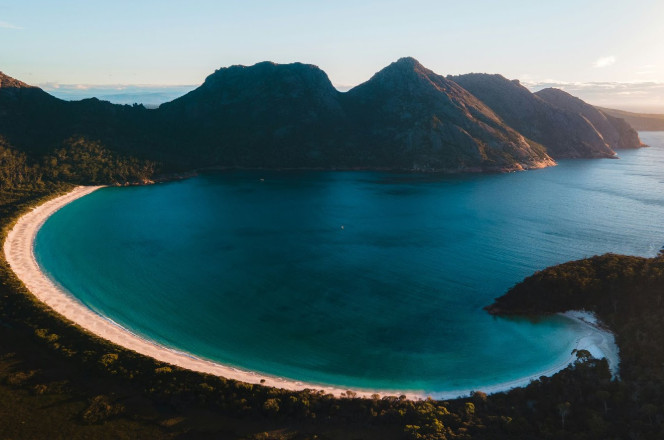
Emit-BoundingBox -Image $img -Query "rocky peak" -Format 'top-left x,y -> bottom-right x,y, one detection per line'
534,88 -> 585,108
361,57 -> 438,88
348,57 -> 478,109
388,57 -> 428,73
161,60 -> 341,114
200,61 -> 337,95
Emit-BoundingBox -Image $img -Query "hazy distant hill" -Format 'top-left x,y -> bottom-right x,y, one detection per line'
0,60 -> 648,178
45,85 -> 196,108
597,106 -> 664,131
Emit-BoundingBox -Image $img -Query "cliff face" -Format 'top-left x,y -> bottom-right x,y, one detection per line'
449,74 -> 617,158
535,88 -> 643,150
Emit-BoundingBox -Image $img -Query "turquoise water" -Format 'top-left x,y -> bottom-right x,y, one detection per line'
34,133 -> 664,393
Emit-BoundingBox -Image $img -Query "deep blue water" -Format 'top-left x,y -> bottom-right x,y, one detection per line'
34,133 -> 664,393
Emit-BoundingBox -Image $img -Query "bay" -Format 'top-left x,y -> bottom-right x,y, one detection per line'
34,132 -> 664,393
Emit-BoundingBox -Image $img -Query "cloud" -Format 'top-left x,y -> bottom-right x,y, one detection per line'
594,56 -> 616,68
0,20 -> 22,30
636,66 -> 656,76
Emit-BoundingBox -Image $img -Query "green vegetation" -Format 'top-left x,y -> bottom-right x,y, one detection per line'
41,137 -> 156,185
489,254 -> 664,387
0,136 -> 157,189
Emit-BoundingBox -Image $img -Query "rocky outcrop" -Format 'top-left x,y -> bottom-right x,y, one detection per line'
449,74 -> 617,158
535,88 -> 643,150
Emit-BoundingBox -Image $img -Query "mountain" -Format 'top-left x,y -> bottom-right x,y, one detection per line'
158,61 -> 349,167
0,71 -> 153,157
0,61 -> 648,179
157,58 -> 554,171
341,58 -> 553,171
596,107 -> 664,131
0,71 -> 72,154
535,88 -> 643,150
448,73 -> 619,158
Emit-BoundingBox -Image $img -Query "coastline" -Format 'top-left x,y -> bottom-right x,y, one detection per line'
3,186 -> 620,400
560,310 -> 620,376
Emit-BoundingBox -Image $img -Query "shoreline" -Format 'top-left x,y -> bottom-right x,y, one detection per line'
3,186 -> 620,400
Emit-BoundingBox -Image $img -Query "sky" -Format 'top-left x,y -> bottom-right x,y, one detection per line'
2,0 -> 664,111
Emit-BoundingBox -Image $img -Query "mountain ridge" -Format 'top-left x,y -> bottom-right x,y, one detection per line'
0,59 -> 646,180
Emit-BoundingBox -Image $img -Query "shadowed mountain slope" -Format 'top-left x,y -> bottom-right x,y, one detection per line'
158,61 -> 350,167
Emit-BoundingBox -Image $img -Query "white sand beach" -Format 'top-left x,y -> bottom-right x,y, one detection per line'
3,185 -> 621,400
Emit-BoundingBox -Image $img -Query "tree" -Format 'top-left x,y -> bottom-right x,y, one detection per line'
557,402 -> 571,431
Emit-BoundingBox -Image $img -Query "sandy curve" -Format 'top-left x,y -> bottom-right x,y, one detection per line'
3,185 -> 621,400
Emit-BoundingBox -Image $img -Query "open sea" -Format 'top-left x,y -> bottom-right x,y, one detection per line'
34,132 -> 664,394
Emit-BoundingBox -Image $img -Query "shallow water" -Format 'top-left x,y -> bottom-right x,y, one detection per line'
34,132 -> 664,393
